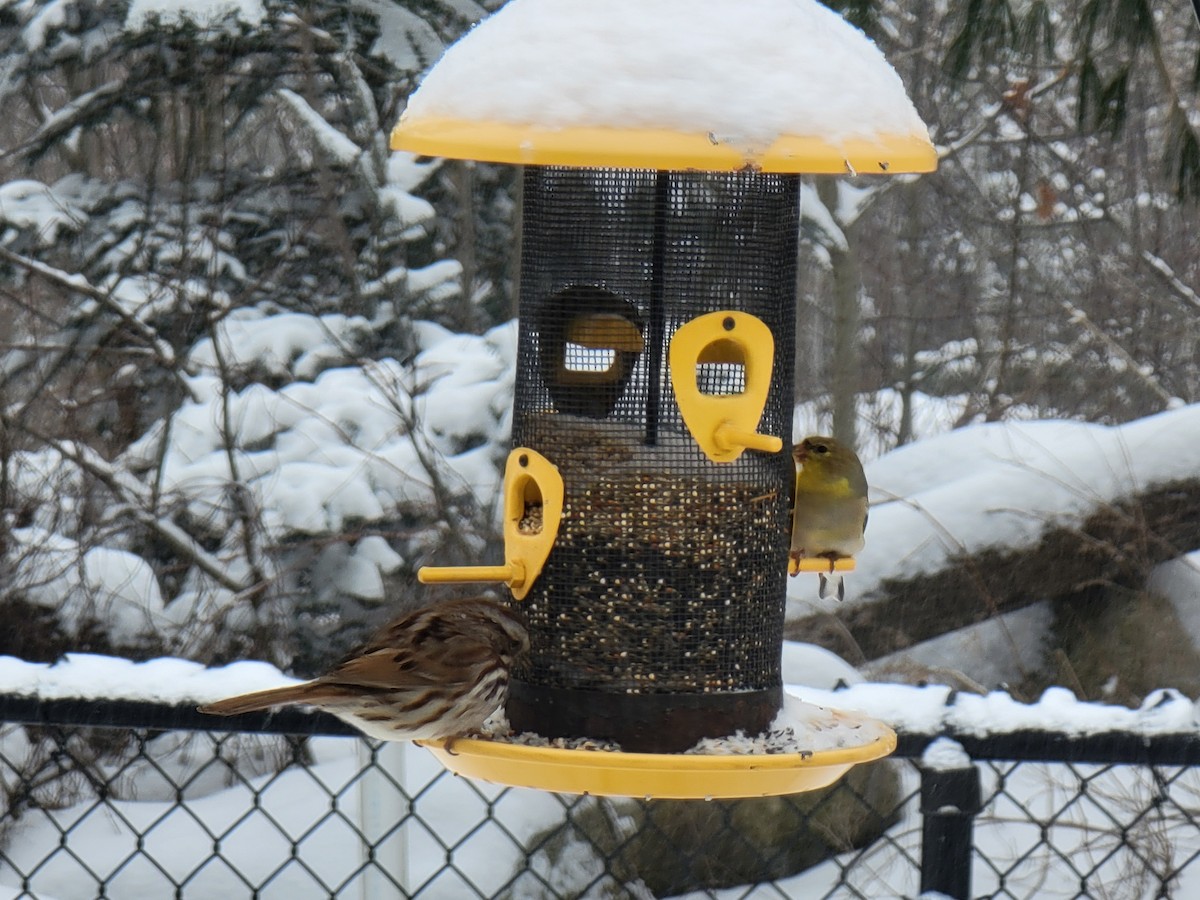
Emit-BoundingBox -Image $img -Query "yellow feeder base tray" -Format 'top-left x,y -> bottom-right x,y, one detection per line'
417,708 -> 895,799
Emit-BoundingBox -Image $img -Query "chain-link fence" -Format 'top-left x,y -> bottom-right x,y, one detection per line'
1,696 -> 1199,898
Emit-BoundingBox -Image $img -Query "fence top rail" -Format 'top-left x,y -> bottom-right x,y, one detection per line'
0,694 -> 360,738
895,730 -> 1200,766
3,694 -> 1200,766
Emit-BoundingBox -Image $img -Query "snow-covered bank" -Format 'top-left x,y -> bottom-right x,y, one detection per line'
789,404 -> 1200,611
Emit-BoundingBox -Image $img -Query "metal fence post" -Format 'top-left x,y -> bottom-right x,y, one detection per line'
358,740 -> 409,898
919,756 -> 982,899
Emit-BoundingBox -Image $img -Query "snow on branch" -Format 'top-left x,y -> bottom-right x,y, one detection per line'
0,245 -> 178,369
5,425 -> 250,595
1138,248 -> 1200,314
2,81 -> 125,164
276,89 -> 363,167
125,0 -> 267,32
0,653 -> 295,706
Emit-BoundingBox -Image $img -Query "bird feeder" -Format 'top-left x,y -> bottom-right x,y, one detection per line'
394,0 -> 935,797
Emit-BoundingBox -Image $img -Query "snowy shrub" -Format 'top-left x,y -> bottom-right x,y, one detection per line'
0,0 -> 512,670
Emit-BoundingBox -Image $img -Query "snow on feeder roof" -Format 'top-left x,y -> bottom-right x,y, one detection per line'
391,0 -> 936,173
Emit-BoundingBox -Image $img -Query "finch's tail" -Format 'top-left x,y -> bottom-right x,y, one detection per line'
818,573 -> 846,602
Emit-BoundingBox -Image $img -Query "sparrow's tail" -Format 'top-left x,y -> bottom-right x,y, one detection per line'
198,683 -> 315,716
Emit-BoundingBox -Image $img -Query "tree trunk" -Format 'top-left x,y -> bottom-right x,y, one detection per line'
452,160 -> 478,327
818,178 -> 861,448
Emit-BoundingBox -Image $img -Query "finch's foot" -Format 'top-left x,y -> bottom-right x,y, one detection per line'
788,551 -> 802,577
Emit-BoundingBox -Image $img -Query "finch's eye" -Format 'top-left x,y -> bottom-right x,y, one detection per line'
814,444 -> 829,454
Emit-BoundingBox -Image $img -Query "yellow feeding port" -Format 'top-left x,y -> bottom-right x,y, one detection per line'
670,311 -> 783,463
418,705 -> 894,799
418,448 -> 563,599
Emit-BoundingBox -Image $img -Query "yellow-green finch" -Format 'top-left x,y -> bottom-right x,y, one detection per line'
789,436 -> 868,600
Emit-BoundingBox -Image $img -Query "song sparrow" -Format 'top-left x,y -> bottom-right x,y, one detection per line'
199,596 -> 529,743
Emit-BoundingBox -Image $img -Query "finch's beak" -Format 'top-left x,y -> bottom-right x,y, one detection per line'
792,446 -> 808,464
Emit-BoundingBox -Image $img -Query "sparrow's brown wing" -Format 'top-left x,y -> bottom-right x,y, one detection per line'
323,634 -> 498,693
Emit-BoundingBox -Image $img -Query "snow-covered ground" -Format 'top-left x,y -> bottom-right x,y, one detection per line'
787,403 -> 1200,616
6,730 -> 1194,898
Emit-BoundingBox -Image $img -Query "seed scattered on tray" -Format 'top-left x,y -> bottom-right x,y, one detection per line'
472,695 -> 888,756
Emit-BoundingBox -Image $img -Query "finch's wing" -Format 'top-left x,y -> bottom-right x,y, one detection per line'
788,456 -> 798,519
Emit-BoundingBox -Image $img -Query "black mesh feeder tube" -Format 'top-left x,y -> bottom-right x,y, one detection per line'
390,0 -> 936,796
507,166 -> 797,752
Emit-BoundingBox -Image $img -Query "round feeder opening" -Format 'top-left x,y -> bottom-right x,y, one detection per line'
696,339 -> 748,396
538,286 -> 644,420
516,476 -> 542,529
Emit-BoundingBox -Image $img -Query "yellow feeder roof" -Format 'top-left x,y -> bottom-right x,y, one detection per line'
391,0 -> 936,173
392,119 -> 935,175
